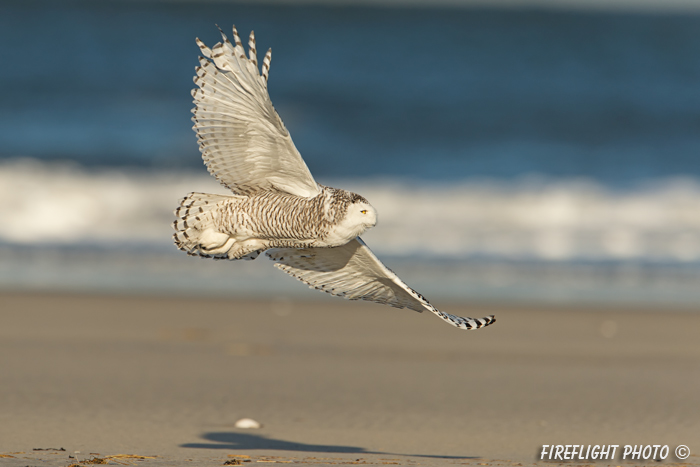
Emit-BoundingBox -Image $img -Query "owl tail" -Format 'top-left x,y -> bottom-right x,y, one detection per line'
172,192 -> 263,261
173,192 -> 231,258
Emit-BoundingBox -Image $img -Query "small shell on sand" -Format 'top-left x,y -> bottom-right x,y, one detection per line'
234,418 -> 262,429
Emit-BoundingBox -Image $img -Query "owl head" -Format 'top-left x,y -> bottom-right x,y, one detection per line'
325,192 -> 378,246
346,192 -> 377,229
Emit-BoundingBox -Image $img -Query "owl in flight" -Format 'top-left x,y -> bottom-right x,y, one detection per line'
173,25 -> 496,331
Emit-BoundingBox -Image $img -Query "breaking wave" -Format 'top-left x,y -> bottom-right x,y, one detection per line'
2,158 -> 699,264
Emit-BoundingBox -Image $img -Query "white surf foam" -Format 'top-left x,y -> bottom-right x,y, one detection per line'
2,158 -> 700,264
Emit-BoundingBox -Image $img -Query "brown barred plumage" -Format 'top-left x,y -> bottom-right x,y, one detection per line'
173,186 -> 374,260
173,25 -> 496,331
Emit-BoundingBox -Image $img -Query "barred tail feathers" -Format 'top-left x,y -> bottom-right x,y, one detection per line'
173,192 -> 234,259
173,192 -> 265,261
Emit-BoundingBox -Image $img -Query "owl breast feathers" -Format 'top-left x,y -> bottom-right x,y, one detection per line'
173,25 -> 496,331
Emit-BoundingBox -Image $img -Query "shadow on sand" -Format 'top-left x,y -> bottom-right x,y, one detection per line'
181,431 -> 479,460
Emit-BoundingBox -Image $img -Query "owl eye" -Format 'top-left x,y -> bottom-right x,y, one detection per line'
361,210 -> 368,214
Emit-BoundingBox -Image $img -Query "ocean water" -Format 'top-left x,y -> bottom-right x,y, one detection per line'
2,1 -> 700,306
2,159 -> 699,306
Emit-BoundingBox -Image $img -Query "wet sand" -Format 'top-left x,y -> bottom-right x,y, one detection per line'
1,293 -> 699,466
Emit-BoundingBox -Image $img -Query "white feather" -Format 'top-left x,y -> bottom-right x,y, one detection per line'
192,28 -> 320,198
267,238 -> 496,330
177,25 -> 497,331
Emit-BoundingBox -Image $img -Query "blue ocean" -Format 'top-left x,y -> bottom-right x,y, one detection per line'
1,1 -> 699,306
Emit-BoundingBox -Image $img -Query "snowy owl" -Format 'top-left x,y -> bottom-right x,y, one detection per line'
173,25 -> 496,331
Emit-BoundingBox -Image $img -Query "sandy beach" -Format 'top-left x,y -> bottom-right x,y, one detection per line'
1,293 -> 698,466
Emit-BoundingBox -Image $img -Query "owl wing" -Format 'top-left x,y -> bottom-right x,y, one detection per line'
266,238 -> 496,330
192,26 -> 321,198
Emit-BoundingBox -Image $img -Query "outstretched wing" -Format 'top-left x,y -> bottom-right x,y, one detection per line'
266,238 -> 496,330
192,26 -> 320,198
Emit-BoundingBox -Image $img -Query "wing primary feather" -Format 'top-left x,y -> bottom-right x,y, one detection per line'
195,38 -> 212,59
248,30 -> 258,67
231,25 -> 244,48
230,25 -> 249,62
262,48 -> 272,82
